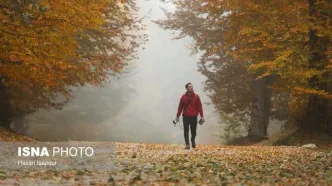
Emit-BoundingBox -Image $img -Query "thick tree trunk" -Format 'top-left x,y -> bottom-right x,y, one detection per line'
0,78 -> 11,129
306,0 -> 331,133
328,100 -> 332,136
0,81 -> 27,133
248,75 -> 274,139
11,110 -> 27,134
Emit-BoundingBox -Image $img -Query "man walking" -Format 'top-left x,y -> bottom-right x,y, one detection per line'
175,83 -> 204,150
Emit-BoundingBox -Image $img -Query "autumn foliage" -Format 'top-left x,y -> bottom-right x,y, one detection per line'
157,0 -> 331,135
204,0 -> 331,98
0,0 -> 145,114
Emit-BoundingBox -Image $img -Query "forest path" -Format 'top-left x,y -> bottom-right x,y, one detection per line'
1,142 -> 331,185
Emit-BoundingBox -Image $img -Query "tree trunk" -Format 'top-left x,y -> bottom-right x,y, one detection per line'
248,75 -> 274,139
0,77 -> 11,129
11,110 -> 27,134
0,79 -> 27,133
328,100 -> 332,136
306,0 -> 331,133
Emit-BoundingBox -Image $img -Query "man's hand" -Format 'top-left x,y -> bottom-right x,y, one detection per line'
173,117 -> 179,126
199,117 -> 205,125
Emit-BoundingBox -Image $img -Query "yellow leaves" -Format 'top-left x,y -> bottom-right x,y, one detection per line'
238,27 -> 260,37
274,50 -> 294,64
0,127 -> 36,142
32,67 -> 38,72
61,170 -> 78,179
0,140 -> 330,184
207,46 -> 221,56
219,0 -> 332,100
293,87 -> 332,99
249,61 -> 274,71
0,0 -> 144,111
111,143 -> 331,185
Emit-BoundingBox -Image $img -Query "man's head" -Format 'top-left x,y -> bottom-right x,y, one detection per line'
185,82 -> 193,92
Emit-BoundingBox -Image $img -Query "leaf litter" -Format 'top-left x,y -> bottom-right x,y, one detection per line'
1,142 -> 331,185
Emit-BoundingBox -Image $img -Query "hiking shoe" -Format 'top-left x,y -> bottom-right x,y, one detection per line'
185,144 -> 190,150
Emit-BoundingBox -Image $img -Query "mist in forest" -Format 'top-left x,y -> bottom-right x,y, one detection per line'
13,0 -> 286,144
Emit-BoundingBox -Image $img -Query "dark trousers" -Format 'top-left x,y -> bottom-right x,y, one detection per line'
183,116 -> 197,145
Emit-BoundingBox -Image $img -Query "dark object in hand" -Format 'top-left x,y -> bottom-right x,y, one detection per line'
173,120 -> 178,126
198,118 -> 205,125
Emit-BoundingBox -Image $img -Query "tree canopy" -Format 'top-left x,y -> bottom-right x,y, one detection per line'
156,0 -> 331,135
0,0 -> 146,114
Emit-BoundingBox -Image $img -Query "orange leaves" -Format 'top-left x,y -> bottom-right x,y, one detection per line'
32,67 -> 38,72
0,0 -> 144,111
8,54 -> 21,62
248,62 -> 275,79
293,87 -> 332,99
328,57 -> 332,68
249,61 -> 274,71
207,46 -> 221,56
7,51 -> 26,62
206,0 -> 331,99
0,142 -> 330,184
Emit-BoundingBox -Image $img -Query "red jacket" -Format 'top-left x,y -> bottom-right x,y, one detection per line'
176,92 -> 204,118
